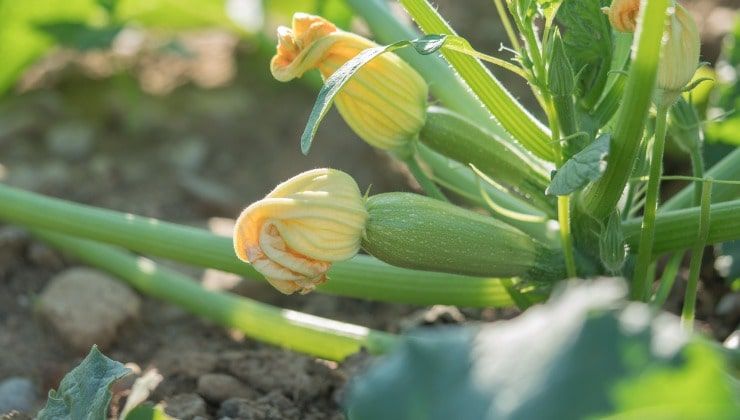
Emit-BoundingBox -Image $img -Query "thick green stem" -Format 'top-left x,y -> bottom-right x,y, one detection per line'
580,0 -> 671,221
33,230 -> 395,361
397,0 -> 555,161
558,196 -> 577,278
419,107 -> 552,212
0,183 -> 515,307
632,104 -> 669,300
623,199 -> 740,254
681,179 -> 712,330
345,0 -> 510,140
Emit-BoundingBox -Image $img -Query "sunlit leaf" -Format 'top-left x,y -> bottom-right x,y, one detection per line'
347,279 -> 738,420
37,346 -> 131,420
547,133 -> 610,195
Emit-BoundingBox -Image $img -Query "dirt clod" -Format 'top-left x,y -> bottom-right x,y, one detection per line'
36,267 -> 141,352
197,373 -> 256,403
164,393 -> 208,420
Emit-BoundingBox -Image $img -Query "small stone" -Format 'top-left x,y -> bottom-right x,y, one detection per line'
45,122 -> 95,161
178,174 -> 238,213
218,392 -> 300,420
164,393 -> 208,420
0,377 -> 36,414
154,350 -> 217,378
164,136 -> 208,172
398,305 -> 466,331
716,293 -> 740,317
26,242 -> 64,269
197,373 -> 255,403
36,267 -> 141,352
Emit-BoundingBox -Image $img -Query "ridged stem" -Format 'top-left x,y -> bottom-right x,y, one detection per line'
631,104 -> 669,300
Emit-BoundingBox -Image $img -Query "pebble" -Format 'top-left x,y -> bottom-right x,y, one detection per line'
178,174 -> 238,213
164,136 -> 208,172
218,392 -> 300,420
36,267 -> 141,352
26,243 -> 65,270
45,122 -> 95,161
164,393 -> 208,420
197,373 -> 255,403
0,377 -> 35,414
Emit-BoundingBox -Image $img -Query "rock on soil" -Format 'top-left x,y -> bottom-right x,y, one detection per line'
197,373 -> 255,403
0,377 -> 35,414
163,393 -> 208,419
36,267 -> 141,352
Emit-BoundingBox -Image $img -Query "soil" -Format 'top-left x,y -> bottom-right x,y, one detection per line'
0,2 -> 737,419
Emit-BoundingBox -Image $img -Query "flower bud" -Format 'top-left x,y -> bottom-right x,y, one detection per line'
270,13 -> 428,152
655,4 -> 700,105
233,168 -> 368,294
603,0 -> 640,33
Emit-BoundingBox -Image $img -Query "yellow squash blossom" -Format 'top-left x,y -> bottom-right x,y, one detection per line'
271,13 -> 428,152
655,4 -> 700,105
604,0 -> 640,33
233,168 -> 367,294
604,1 -> 700,105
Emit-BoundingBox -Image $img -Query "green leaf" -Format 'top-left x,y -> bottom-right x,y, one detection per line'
556,0 -> 612,108
300,35 -> 446,155
346,279 -> 738,420
35,22 -> 123,51
37,345 -> 131,420
0,0 -> 101,96
547,133 -> 610,195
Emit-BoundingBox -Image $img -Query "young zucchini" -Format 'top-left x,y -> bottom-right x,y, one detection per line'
362,193 -> 565,282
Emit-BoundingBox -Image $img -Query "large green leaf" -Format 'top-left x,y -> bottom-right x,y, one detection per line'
346,279 -> 738,420
37,345 -> 131,420
556,0 -> 612,109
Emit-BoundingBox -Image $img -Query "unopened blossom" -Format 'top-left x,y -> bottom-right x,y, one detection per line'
603,0 -> 640,33
271,13 -> 428,152
233,168 -> 367,294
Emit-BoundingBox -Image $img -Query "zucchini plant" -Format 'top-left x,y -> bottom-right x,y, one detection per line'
0,0 -> 738,417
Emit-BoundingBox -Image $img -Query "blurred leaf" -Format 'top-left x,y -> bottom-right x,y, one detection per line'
556,0 -> 612,108
115,0 -> 244,31
706,17 -> 740,147
300,34 -> 446,154
125,404 -> 173,420
347,279 -> 738,420
547,133 -> 610,195
37,345 -> 131,420
97,0 -> 118,15
264,0 -> 353,29
0,0 -> 101,95
36,22 -> 123,50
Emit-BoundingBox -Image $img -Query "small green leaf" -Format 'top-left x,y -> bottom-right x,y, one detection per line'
547,133 -> 610,195
300,35 -> 447,155
35,22 -> 123,51
38,345 -> 131,420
